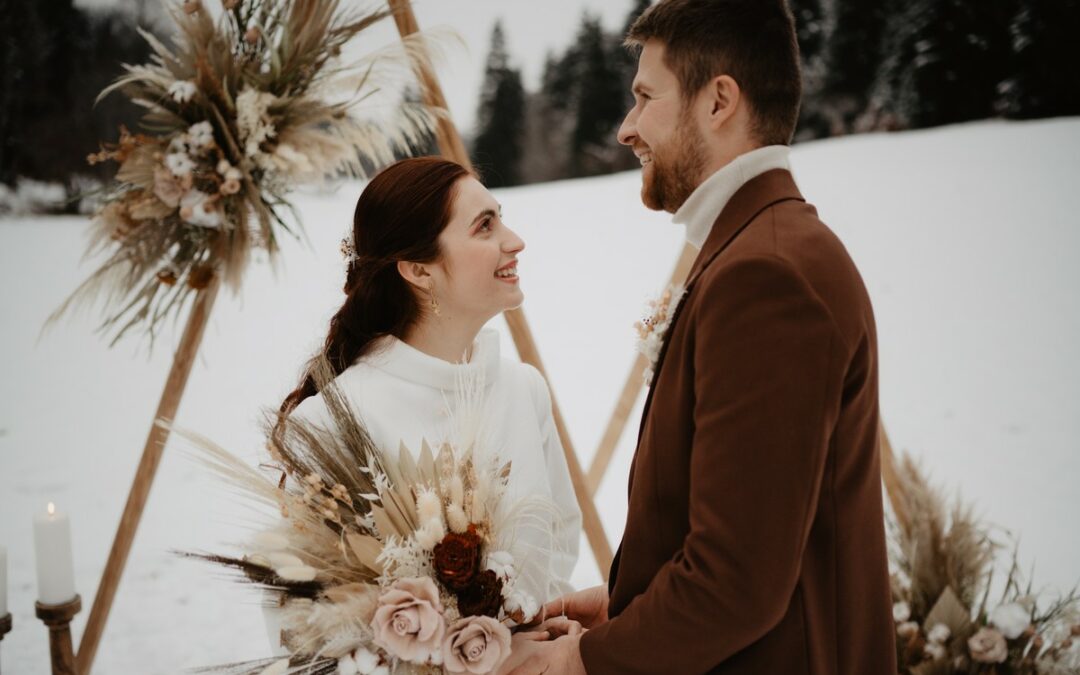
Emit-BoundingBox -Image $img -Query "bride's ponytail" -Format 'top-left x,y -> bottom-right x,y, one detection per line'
277,157 -> 472,423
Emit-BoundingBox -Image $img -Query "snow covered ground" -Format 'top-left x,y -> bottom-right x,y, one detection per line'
2,117 -> 1078,672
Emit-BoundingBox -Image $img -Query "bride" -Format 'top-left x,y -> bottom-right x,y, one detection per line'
265,157 -> 582,653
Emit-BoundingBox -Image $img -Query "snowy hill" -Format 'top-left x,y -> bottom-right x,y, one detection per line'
2,117 -> 1078,672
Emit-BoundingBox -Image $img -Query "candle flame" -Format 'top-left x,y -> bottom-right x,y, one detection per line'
48,502 -> 55,516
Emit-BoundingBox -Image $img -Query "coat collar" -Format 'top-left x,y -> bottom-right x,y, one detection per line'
673,145 -> 792,250
683,168 -> 805,290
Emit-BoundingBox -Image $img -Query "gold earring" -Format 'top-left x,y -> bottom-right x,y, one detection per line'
427,285 -> 441,316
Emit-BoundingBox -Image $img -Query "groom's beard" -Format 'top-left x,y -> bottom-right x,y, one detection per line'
641,115 -> 707,213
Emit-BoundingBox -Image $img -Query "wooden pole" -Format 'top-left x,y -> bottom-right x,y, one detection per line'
77,278 -> 221,674
387,0 -> 613,577
586,243 -> 697,495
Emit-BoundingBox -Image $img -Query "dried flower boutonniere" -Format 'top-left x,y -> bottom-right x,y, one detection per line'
635,283 -> 686,385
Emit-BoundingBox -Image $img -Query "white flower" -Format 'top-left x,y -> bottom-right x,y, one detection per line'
415,517 -> 446,550
449,475 -> 465,508
337,653 -> 358,675
352,646 -> 381,674
897,621 -> 920,638
635,283 -> 685,385
179,189 -> 223,228
167,80 -> 197,103
252,531 -> 290,552
165,152 -> 196,177
990,602 -> 1030,639
893,601 -> 911,623
446,504 -> 469,534
224,167 -> 243,182
504,589 -> 539,623
236,86 -> 277,162
277,565 -> 316,582
216,158 -> 232,175
485,551 -> 515,580
924,642 -> 946,660
417,489 -> 443,524
187,121 -> 215,149
927,623 -> 951,644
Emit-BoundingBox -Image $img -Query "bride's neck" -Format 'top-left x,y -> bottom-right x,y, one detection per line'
402,313 -> 484,364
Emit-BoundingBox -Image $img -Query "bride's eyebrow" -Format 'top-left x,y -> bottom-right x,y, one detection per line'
470,205 -> 501,226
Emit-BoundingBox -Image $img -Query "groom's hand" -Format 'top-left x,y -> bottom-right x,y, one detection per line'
541,584 -> 609,630
500,634 -> 587,675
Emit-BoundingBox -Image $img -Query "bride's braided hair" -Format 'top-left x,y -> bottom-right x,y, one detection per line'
277,157 -> 472,425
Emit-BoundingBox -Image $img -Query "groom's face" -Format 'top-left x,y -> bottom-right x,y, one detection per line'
618,40 -> 706,213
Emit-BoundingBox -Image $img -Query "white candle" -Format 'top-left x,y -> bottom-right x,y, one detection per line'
0,545 -> 7,615
33,503 -> 76,605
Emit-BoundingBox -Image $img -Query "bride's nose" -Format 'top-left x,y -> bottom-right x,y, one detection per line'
503,226 -> 525,254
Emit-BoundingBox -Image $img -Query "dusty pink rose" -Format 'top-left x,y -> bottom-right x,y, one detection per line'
371,577 -> 446,663
968,627 -> 1008,663
442,615 -> 512,674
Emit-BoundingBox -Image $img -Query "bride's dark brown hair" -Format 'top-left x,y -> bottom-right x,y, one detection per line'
278,156 -> 472,419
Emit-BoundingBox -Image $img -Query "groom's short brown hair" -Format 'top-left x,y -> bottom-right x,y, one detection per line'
626,0 -> 802,146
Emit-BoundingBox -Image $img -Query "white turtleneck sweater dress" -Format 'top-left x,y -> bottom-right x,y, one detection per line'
265,328 -> 581,654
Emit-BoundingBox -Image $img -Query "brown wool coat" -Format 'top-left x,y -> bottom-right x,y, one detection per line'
579,170 -> 897,674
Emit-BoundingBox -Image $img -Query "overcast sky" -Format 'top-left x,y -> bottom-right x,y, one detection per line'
74,0 -> 642,135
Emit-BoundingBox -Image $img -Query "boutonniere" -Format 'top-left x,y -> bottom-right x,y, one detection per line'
635,283 -> 686,385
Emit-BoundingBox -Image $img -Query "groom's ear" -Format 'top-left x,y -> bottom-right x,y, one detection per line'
705,74 -> 741,131
397,260 -> 432,290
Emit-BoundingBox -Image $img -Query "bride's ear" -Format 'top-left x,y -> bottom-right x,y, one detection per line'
396,260 -> 432,291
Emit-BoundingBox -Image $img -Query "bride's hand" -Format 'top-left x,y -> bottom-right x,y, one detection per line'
532,616 -> 583,639
540,584 -> 609,630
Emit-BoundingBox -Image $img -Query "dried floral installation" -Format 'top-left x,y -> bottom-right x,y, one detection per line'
174,357 -> 559,675
889,455 -> 1080,674
49,0 -> 441,347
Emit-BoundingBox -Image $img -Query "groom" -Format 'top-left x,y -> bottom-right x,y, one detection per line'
508,1 -> 896,673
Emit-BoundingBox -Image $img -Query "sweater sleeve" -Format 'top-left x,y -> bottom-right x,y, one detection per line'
579,256 -> 846,673
527,365 -> 582,597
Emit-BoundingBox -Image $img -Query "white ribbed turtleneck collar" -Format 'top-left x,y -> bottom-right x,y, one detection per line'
673,145 -> 791,250
365,328 -> 501,390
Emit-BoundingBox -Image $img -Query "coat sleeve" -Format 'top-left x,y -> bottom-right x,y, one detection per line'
580,255 -> 847,673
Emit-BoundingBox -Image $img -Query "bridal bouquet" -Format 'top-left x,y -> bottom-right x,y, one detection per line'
52,0 -> 437,346
888,456 -> 1080,674
177,360 -> 551,675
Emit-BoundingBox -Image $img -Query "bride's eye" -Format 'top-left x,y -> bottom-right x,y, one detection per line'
477,218 -> 493,233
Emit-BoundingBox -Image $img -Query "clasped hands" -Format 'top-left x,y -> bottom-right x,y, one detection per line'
499,584 -> 609,675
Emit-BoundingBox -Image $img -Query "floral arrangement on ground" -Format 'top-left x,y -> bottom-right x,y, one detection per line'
889,456 -> 1079,674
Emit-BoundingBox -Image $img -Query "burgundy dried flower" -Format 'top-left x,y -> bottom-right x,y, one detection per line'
455,569 -> 503,618
433,526 -> 482,592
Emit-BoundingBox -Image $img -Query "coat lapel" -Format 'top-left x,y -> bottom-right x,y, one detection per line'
634,169 -> 805,440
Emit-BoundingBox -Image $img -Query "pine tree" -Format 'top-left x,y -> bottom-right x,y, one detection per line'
999,0 -> 1080,119
569,14 -> 626,176
822,0 -> 891,133
472,21 -> 526,187
789,0 -> 829,140
872,0 -> 1012,128
789,0 -> 826,65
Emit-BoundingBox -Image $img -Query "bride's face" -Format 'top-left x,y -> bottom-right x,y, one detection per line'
427,176 -> 525,323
